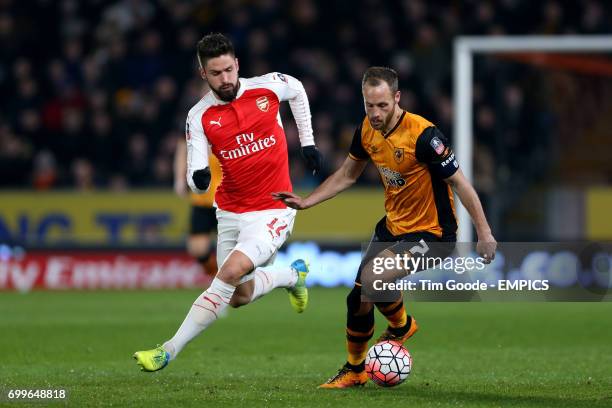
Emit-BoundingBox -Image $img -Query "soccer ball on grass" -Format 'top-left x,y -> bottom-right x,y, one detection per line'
365,340 -> 412,387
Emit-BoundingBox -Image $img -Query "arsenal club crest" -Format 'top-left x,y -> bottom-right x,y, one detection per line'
394,147 -> 404,163
256,96 -> 269,112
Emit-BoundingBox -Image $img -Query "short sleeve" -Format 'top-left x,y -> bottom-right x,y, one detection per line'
415,127 -> 459,179
348,125 -> 369,161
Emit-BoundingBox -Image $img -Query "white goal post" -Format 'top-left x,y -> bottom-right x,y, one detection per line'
453,35 -> 612,242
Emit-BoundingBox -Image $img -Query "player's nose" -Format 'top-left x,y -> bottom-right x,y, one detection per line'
220,72 -> 232,84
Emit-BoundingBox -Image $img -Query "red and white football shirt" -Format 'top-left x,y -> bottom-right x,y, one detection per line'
186,72 -> 314,213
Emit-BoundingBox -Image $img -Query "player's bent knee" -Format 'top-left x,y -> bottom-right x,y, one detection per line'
217,268 -> 243,286
217,261 -> 250,285
216,250 -> 254,285
187,236 -> 212,259
346,286 -> 373,316
188,246 -> 211,260
357,301 -> 373,316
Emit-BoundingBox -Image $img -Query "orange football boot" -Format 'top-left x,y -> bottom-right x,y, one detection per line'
319,366 -> 368,389
376,315 -> 419,344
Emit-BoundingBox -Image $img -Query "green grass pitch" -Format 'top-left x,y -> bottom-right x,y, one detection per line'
1,288 -> 611,407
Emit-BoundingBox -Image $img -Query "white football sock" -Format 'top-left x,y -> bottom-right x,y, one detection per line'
163,277 -> 235,360
250,266 -> 298,302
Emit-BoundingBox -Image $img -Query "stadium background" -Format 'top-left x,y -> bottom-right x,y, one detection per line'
1,1 -> 612,407
1,0 -> 612,290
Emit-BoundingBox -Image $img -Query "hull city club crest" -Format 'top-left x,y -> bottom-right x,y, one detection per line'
394,147 -> 404,163
256,96 -> 269,112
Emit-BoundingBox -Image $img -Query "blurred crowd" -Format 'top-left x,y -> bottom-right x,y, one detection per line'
0,0 -> 610,192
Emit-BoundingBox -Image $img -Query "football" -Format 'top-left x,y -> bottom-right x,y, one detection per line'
365,340 -> 412,387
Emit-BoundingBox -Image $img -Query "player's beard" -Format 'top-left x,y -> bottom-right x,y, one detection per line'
369,103 -> 396,132
212,80 -> 239,102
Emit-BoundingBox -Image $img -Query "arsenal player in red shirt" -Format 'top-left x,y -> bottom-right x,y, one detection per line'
134,33 -> 321,372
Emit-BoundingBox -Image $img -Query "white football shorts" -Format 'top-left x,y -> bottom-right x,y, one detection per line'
216,207 -> 296,284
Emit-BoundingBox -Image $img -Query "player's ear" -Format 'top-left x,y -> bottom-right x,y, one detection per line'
235,57 -> 239,73
197,56 -> 207,80
394,90 -> 401,104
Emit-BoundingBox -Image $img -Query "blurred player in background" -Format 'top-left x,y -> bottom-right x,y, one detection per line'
174,137 -> 221,278
134,33 -> 322,372
275,67 -> 496,388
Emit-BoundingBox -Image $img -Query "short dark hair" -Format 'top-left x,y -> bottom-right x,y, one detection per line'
362,66 -> 399,93
197,33 -> 235,67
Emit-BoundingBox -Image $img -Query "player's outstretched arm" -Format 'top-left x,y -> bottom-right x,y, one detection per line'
273,156 -> 368,210
444,169 -> 497,263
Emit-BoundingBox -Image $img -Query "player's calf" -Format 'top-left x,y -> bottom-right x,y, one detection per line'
229,280 -> 255,308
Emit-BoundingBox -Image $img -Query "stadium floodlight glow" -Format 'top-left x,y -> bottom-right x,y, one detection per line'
453,35 -> 612,242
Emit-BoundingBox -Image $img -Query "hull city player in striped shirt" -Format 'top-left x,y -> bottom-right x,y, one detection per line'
276,67 -> 496,388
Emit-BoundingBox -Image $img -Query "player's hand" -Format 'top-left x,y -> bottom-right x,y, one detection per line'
476,231 -> 497,264
272,191 -> 309,210
301,145 -> 322,175
174,178 -> 188,197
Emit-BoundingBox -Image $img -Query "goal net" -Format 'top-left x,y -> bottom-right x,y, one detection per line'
453,36 -> 612,241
